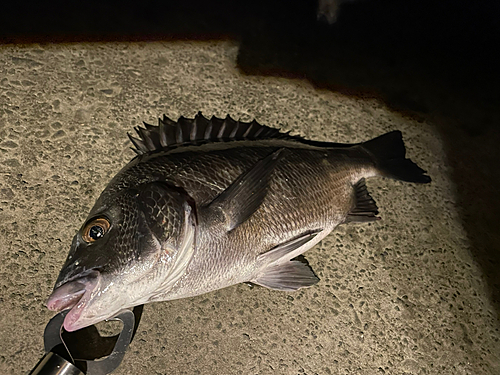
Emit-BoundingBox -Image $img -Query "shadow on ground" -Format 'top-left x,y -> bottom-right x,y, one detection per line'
2,0 -> 499,316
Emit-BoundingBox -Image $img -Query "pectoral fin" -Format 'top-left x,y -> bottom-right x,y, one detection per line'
257,230 -> 321,264
206,148 -> 285,231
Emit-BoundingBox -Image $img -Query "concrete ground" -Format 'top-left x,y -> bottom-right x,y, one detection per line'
0,41 -> 499,375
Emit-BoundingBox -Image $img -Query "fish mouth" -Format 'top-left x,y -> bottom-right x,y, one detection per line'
46,270 -> 101,332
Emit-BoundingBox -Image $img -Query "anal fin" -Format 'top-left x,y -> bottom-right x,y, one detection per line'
345,178 -> 380,223
252,258 -> 319,291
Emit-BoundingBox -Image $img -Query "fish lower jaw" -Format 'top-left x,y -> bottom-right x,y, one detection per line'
46,288 -> 93,332
62,303 -> 88,332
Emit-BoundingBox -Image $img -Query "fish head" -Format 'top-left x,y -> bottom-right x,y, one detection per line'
47,183 -> 196,331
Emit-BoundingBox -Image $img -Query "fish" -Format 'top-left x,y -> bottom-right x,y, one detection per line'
46,112 -> 431,332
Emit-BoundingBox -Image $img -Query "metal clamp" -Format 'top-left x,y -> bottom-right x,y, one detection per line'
30,306 -> 143,375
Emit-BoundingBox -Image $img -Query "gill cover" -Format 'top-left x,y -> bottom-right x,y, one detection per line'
132,182 -> 197,303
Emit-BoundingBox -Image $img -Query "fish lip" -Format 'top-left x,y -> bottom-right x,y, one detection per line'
46,270 -> 101,332
53,268 -> 100,291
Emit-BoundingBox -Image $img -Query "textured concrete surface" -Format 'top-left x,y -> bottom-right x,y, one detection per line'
0,42 -> 499,374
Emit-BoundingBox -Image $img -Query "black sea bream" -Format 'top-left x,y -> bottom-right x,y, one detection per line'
47,113 -> 431,331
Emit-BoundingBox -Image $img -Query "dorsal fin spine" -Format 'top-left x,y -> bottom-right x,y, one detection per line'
243,122 -> 254,137
204,122 -> 212,140
141,127 -> 155,151
175,122 -> 183,144
254,127 -> 264,137
158,118 -> 168,147
190,118 -> 197,141
217,122 -> 226,138
128,133 -> 148,153
229,123 -> 239,138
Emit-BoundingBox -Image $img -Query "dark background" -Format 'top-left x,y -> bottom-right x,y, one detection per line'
1,0 -> 499,316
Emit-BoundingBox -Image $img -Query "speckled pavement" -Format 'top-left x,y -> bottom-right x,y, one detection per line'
0,42 -> 498,374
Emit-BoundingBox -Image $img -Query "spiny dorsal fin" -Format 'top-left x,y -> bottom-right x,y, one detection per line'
128,112 -> 295,155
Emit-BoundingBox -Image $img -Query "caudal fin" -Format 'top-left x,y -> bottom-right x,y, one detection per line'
362,131 -> 431,183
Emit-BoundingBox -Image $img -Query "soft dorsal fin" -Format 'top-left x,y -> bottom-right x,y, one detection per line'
128,112 -> 296,155
344,178 -> 380,223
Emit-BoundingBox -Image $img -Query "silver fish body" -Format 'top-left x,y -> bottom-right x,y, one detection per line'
47,113 -> 430,331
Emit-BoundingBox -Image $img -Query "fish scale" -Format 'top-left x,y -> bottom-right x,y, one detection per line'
159,148 -> 367,299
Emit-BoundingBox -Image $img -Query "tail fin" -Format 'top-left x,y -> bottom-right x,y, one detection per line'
362,131 -> 431,183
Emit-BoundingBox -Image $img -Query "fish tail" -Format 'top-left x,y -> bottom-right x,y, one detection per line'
361,131 -> 431,183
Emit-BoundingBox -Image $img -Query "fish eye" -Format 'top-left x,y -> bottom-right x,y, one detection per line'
82,218 -> 110,243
